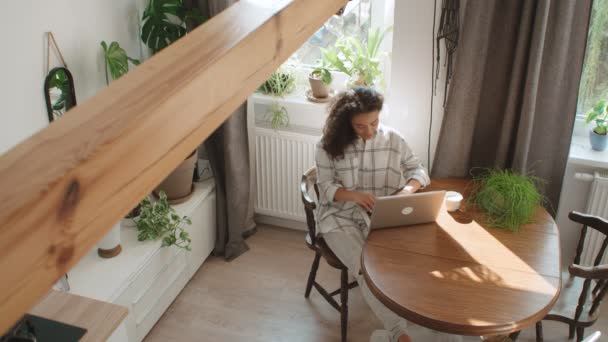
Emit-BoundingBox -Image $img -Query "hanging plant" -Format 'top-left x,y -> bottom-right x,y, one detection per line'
101,41 -> 140,85
264,102 -> 289,129
468,169 -> 543,232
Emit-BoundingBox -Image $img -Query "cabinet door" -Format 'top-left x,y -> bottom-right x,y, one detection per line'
185,191 -> 216,279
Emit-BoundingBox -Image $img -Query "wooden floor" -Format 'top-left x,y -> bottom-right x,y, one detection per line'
144,225 -> 608,342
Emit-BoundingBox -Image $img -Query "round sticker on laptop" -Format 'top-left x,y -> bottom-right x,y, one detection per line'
401,207 -> 414,215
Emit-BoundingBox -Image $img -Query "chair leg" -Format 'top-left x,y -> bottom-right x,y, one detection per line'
535,321 -> 543,342
576,327 -> 584,342
509,330 -> 521,341
340,268 -> 349,342
569,325 -> 575,339
305,252 -> 321,298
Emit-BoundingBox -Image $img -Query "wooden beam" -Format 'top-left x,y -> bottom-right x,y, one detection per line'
0,0 -> 347,333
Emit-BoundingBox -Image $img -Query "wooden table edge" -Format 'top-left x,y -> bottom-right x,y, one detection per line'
360,251 -> 563,336
30,290 -> 128,342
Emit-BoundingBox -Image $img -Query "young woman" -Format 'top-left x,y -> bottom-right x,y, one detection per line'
315,87 -> 460,342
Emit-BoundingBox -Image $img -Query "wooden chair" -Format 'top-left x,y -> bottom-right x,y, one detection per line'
301,167 -> 358,342
536,211 -> 608,342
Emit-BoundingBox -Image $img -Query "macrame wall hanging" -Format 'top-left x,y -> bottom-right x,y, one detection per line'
435,0 -> 460,106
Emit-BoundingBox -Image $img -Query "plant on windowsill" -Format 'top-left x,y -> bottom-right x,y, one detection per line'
265,102 -> 289,130
321,26 -> 391,88
258,68 -> 296,97
585,100 -> 608,151
468,169 -> 544,232
308,65 -> 333,99
136,191 -> 192,251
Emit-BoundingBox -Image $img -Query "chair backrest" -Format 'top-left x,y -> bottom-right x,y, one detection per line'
569,211 -> 608,320
300,167 -> 319,245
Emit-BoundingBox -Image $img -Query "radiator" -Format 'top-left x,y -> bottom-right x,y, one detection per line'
580,171 -> 608,266
254,127 -> 319,222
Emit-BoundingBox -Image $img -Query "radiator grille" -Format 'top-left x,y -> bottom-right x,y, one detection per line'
254,128 -> 319,222
581,171 -> 608,266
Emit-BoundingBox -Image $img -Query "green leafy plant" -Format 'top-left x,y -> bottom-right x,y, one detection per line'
586,100 -> 608,135
48,69 -> 71,117
322,27 -> 391,87
469,169 -> 543,232
264,102 -> 289,129
136,191 -> 192,250
311,66 -> 332,86
101,41 -> 140,85
141,0 -> 205,54
259,69 -> 296,96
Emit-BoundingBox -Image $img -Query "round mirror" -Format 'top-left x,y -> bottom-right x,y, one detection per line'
44,67 -> 77,122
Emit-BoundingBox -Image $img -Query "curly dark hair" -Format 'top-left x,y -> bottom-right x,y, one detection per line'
322,87 -> 384,160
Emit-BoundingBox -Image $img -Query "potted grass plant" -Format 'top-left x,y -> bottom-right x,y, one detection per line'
469,169 -> 543,232
586,100 -> 608,151
258,68 -> 296,97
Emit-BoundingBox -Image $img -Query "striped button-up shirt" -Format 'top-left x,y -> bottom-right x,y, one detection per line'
314,124 -> 430,234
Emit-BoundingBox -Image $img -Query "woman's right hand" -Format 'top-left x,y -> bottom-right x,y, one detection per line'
350,191 -> 376,212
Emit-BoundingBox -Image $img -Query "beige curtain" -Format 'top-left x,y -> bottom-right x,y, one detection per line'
432,0 -> 592,212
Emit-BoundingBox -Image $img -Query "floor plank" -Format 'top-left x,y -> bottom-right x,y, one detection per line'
144,225 -> 608,342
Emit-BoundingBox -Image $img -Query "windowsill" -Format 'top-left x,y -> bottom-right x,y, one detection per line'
569,134 -> 608,169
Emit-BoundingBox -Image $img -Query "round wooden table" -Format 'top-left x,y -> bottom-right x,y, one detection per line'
361,179 -> 561,336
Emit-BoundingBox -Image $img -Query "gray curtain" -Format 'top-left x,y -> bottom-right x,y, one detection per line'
186,0 -> 256,260
431,0 -> 592,212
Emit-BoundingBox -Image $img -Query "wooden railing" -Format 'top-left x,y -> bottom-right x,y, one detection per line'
0,0 -> 347,333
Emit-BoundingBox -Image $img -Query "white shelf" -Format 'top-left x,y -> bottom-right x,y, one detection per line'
68,178 -> 216,303
569,135 -> 608,169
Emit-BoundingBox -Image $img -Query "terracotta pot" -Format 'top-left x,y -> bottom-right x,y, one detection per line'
309,75 -> 329,98
155,150 -> 197,203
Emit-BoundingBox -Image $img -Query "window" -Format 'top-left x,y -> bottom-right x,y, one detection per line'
577,0 -> 608,116
288,0 -> 372,67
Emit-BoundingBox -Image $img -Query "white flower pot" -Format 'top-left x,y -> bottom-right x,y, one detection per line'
97,223 -> 122,258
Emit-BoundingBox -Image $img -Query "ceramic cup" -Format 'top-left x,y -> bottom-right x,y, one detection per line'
445,191 -> 463,212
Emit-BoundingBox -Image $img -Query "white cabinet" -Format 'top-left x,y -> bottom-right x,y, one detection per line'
68,179 -> 216,342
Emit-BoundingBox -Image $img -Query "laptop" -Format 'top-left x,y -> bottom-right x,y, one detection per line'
370,190 -> 446,230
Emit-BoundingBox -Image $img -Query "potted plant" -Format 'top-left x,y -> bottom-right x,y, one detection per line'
140,0 -> 206,202
136,191 -> 192,251
308,65 -> 332,98
101,41 -> 140,85
258,68 -> 296,97
468,169 -> 543,232
586,100 -> 608,151
322,27 -> 391,88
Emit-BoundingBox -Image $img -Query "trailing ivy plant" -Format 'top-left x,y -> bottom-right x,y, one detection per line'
468,169 -> 543,232
264,102 -> 289,129
141,0 -> 205,54
101,41 -> 140,85
136,191 -> 192,250
259,69 -> 296,97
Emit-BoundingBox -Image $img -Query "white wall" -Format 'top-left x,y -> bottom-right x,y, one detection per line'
0,0 -> 146,154
386,0 -> 446,169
